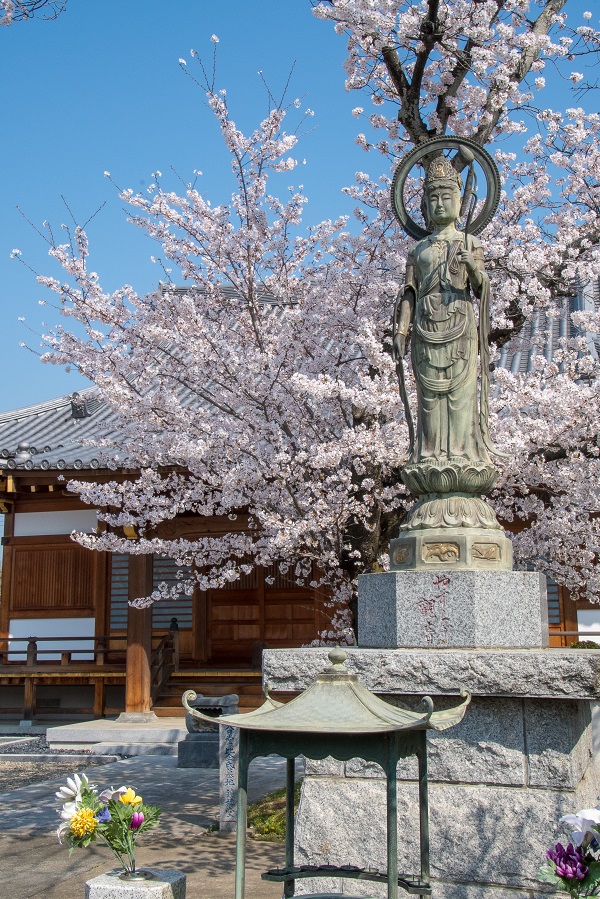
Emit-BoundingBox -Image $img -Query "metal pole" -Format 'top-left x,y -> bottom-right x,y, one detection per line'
386,743 -> 398,899
284,757 -> 296,897
234,734 -> 248,899
417,732 -> 430,896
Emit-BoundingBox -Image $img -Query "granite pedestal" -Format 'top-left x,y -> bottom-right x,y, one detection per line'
263,645 -> 600,898
85,869 -> 186,898
358,570 -> 548,649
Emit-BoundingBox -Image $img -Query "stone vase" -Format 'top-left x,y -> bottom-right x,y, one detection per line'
85,868 -> 186,898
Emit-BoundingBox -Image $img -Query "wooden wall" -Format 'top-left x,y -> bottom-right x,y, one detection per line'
0,501 -> 108,639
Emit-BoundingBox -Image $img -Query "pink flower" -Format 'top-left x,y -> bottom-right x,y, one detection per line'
130,811 -> 144,830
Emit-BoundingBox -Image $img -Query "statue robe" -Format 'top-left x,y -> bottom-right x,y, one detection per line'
404,233 -> 492,466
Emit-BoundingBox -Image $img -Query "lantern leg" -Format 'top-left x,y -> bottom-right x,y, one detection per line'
284,756 -> 296,897
418,733 -> 430,896
386,749 -> 398,899
234,736 -> 249,899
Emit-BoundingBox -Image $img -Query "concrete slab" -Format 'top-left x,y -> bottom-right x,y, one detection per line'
47,718 -> 188,755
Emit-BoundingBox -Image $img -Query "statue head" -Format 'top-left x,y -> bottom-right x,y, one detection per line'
422,156 -> 462,229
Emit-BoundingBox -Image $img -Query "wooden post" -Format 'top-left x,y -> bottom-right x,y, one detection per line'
93,679 -> 106,718
21,678 -> 35,725
125,554 -> 154,714
26,638 -> 37,667
96,637 -> 106,667
169,618 -> 180,671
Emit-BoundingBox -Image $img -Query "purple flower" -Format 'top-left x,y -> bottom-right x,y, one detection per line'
130,811 -> 144,831
96,806 -> 111,823
547,842 -> 589,881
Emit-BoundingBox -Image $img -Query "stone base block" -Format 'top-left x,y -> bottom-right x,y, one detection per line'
85,869 -> 185,898
295,774 -> 600,897
357,570 -> 548,648
390,526 -> 513,571
177,732 -> 219,768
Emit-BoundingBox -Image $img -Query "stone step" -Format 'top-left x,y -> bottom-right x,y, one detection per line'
90,741 -> 179,756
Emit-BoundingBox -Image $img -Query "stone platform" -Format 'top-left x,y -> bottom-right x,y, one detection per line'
358,569 -> 548,649
46,717 -> 187,755
264,647 -> 600,898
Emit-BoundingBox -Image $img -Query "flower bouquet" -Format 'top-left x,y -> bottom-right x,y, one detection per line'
540,807 -> 600,897
56,773 -> 161,880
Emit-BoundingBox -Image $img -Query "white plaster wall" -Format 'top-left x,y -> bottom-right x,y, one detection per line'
13,510 -> 98,536
8,617 -> 95,661
577,609 -> 600,638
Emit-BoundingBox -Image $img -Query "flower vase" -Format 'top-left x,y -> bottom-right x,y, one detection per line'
118,870 -> 154,882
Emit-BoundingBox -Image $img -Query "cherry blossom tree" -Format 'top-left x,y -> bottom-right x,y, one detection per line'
22,1 -> 600,637
1,0 -> 68,26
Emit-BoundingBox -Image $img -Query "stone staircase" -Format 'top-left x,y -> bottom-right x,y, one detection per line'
151,669 -> 266,717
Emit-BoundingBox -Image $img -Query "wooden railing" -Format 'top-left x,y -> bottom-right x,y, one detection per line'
0,623 -> 181,670
0,635 -> 127,667
550,631 -> 600,644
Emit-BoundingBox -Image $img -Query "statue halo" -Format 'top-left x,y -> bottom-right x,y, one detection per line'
391,136 -> 501,241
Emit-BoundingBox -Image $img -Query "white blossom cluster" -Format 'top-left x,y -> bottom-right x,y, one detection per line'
0,0 -> 14,25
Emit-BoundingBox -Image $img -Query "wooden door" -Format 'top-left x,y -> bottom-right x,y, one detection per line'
205,565 -> 323,665
206,568 -> 262,665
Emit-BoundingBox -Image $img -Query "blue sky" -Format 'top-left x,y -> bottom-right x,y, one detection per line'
0,0 -> 596,412
0,0 -> 371,410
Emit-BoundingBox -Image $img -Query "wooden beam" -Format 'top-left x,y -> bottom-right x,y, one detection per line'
125,554 -> 153,714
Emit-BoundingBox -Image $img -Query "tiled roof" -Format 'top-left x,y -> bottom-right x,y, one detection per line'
498,288 -> 598,374
0,387 -> 119,471
0,282 -> 596,473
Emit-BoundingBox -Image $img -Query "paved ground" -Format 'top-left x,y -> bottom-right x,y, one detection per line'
0,754 -> 291,899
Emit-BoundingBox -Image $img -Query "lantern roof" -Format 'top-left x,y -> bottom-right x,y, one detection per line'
183,647 -> 470,735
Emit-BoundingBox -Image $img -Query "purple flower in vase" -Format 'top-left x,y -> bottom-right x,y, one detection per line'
547,842 -> 589,880
96,806 -> 111,823
130,811 -> 145,831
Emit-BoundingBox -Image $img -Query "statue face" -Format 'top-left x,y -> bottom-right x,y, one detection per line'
425,184 -> 461,228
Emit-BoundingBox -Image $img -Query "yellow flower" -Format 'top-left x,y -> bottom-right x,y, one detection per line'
70,807 -> 97,838
119,787 -> 143,806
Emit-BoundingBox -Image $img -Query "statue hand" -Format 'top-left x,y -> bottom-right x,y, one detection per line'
457,246 -> 477,276
393,333 -> 407,361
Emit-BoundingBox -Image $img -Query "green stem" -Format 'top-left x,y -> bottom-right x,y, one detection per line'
99,834 -> 134,874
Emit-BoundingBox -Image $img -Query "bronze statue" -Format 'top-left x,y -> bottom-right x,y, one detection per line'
389,139 -> 512,570
392,155 -> 496,467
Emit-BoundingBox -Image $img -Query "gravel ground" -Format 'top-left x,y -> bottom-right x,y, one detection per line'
0,734 -> 124,755
0,734 -> 121,791
0,756 -> 117,792
0,735 -> 53,754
